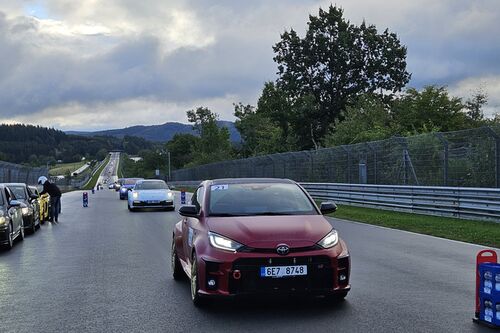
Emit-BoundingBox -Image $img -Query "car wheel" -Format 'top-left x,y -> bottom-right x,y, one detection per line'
190,252 -> 206,307
18,223 -> 25,241
3,223 -> 14,250
171,237 -> 184,280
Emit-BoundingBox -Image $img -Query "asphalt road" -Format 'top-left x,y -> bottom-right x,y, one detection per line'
0,188 -> 495,332
97,152 -> 120,186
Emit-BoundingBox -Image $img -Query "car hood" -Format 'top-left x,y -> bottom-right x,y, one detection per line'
206,215 -> 332,248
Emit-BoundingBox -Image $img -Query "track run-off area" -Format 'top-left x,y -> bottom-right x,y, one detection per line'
0,157 -> 496,332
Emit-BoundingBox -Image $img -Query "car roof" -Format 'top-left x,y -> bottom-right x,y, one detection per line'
138,179 -> 165,182
3,183 -> 26,187
209,178 -> 296,185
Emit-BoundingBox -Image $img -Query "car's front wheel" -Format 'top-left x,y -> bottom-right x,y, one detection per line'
171,238 -> 184,280
3,223 -> 14,250
190,252 -> 206,307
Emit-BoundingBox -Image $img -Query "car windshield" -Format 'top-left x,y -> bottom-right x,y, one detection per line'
208,183 -> 316,216
135,181 -> 168,190
123,179 -> 139,185
9,186 -> 26,199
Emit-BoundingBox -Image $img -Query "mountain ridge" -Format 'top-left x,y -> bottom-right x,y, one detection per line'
66,121 -> 241,143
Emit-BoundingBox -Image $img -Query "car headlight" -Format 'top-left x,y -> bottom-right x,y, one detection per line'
121,187 -> 127,192
0,212 -> 6,225
22,207 -> 30,215
167,192 -> 173,198
318,229 -> 339,249
208,232 -> 243,252
132,192 -> 138,198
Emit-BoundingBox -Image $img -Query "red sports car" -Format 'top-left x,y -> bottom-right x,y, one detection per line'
171,178 -> 350,306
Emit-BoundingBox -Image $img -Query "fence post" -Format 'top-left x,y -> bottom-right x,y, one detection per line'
485,127 -> 500,188
435,133 -> 449,186
366,142 -> 377,184
341,146 -> 351,183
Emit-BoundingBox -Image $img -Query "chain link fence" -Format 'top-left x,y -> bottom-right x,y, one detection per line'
0,161 -> 48,185
172,126 -> 500,188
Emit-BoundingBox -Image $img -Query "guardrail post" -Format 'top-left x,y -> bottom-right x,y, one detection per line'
485,127 -> 500,188
436,133 -> 449,186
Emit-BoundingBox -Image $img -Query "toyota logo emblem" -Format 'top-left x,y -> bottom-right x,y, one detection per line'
276,244 -> 290,255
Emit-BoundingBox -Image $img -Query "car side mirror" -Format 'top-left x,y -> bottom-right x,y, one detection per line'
170,185 -> 176,190
320,201 -> 337,215
30,193 -> 38,200
9,200 -> 27,208
178,205 -> 199,218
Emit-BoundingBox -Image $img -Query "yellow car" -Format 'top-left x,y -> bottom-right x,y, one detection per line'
29,186 -> 50,224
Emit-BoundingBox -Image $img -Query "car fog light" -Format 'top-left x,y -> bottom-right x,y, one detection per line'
232,270 -> 241,280
208,279 -> 216,287
339,274 -> 347,281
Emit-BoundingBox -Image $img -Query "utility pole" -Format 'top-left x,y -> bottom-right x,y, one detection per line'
168,151 -> 171,181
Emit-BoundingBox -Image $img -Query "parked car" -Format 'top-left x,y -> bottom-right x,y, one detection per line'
172,178 -> 350,306
119,178 -> 143,200
5,183 -> 40,234
127,179 -> 175,211
29,186 -> 50,224
0,184 -> 25,250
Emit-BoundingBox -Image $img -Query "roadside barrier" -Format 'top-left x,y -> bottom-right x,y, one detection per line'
475,250 -> 500,328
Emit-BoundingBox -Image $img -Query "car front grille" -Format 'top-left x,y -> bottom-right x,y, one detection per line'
228,255 -> 333,295
238,244 -> 321,254
134,200 -> 173,207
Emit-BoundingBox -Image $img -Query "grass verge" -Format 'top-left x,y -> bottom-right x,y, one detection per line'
49,161 -> 86,176
327,204 -> 499,248
82,155 -> 110,190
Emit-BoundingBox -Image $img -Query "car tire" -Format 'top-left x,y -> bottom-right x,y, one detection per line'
171,238 -> 184,280
3,223 -> 14,250
31,217 -> 36,234
190,252 -> 207,307
18,223 -> 25,241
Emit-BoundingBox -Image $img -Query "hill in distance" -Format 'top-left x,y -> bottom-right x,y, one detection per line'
67,121 -> 241,143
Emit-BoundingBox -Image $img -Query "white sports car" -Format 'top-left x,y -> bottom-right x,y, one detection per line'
127,179 -> 175,211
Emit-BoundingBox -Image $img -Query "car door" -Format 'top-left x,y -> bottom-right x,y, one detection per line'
5,188 -> 22,234
182,186 -> 204,263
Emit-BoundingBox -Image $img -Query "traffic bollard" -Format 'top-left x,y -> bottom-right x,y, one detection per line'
83,192 -> 88,207
181,191 -> 186,205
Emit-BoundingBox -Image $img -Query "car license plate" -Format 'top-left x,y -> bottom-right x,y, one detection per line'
260,265 -> 307,278
148,200 -> 160,204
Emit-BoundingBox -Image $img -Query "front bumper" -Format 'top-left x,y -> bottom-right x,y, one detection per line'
22,214 -> 34,230
194,243 -> 350,298
0,226 -> 9,244
131,200 -> 174,209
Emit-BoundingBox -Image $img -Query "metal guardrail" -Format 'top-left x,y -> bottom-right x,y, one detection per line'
302,183 -> 500,223
169,180 -> 500,223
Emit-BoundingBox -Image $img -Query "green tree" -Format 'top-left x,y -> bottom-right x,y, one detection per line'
234,103 -> 282,156
393,86 -> 467,134
465,90 -> 487,125
186,107 -> 232,165
273,5 -> 410,146
324,95 -> 394,146
166,134 -> 200,169
95,148 -> 108,161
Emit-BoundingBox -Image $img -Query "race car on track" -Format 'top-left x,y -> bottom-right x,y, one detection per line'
171,178 -> 350,306
128,179 -> 175,211
119,178 -> 142,200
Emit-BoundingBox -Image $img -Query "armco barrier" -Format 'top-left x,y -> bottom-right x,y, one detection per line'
169,180 -> 500,223
302,183 -> 500,223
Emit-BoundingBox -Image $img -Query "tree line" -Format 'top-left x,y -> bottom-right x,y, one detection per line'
0,124 -> 156,166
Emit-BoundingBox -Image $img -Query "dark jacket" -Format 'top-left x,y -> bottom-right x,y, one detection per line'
40,181 -> 61,197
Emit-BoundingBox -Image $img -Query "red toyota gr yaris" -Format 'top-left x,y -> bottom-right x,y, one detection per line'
171,178 -> 350,306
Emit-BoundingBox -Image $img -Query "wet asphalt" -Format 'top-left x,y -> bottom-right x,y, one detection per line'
0,187 -> 495,332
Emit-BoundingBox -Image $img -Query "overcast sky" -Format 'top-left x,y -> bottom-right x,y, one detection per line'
0,0 -> 499,131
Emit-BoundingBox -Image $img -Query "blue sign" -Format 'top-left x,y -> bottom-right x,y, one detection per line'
181,191 -> 186,205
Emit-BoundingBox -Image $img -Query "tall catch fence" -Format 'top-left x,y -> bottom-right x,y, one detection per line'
172,126 -> 500,188
0,161 -> 48,185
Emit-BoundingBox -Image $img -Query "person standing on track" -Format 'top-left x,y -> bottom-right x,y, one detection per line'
38,176 -> 62,223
